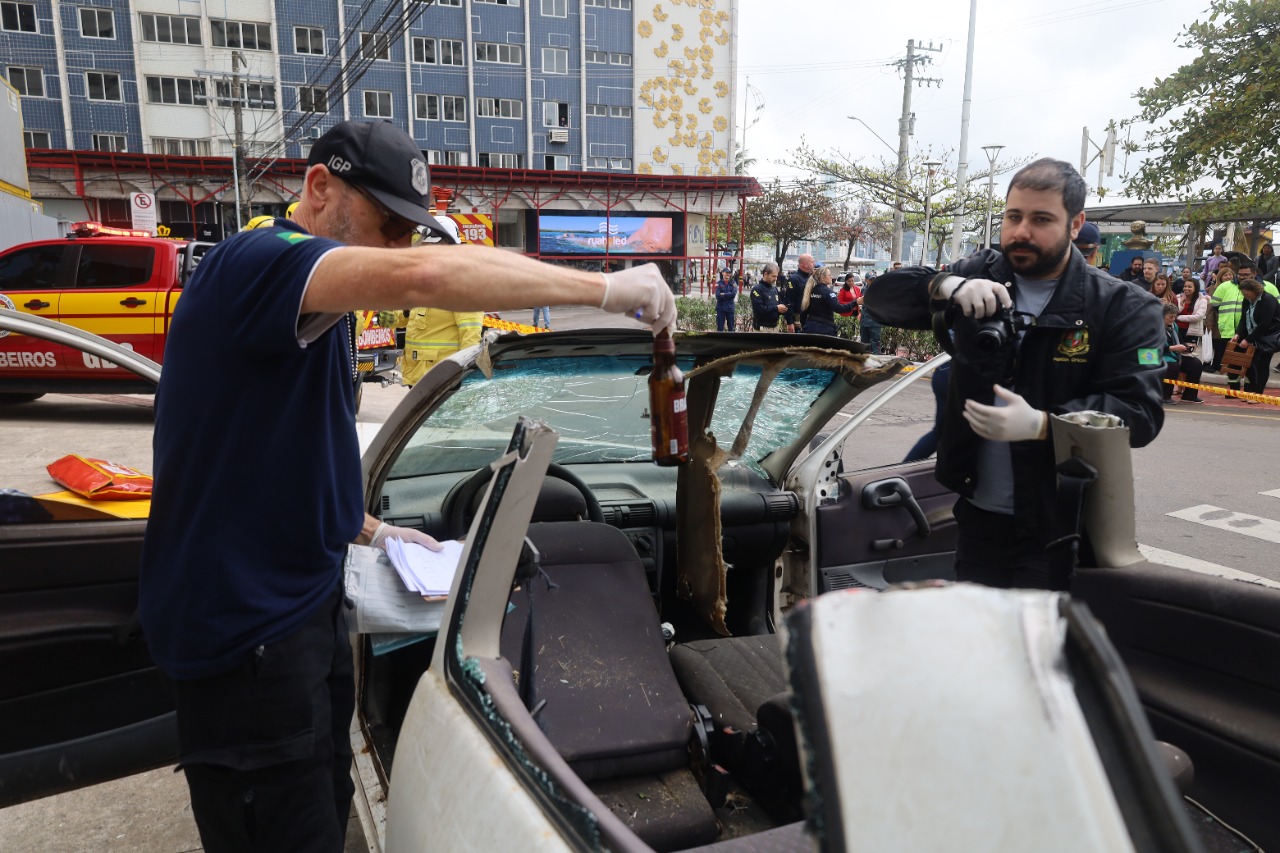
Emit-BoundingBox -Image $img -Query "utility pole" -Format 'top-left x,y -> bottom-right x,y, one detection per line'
231,50 -> 247,230
891,39 -> 942,263
948,0 -> 977,263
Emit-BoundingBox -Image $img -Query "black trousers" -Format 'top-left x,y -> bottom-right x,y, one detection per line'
1245,348 -> 1276,394
954,499 -> 1057,590
171,582 -> 355,853
1163,357 -> 1203,400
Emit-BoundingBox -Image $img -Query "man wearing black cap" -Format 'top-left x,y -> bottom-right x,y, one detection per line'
138,120 -> 675,851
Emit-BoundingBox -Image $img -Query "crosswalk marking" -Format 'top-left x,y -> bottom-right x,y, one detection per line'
1166,504 -> 1280,546
1261,489 -> 1280,499
1137,545 -> 1280,591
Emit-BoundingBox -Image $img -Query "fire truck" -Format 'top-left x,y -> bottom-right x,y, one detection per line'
0,222 -> 400,409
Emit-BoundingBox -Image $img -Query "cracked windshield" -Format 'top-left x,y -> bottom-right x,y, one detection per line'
387,357 -> 837,478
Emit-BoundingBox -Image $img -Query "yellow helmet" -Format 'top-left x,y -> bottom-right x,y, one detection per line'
243,214 -> 276,230
286,202 -> 299,219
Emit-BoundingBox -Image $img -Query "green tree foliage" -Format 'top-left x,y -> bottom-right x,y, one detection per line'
790,143 -> 1025,265
1123,0 -> 1280,221
741,178 -> 844,266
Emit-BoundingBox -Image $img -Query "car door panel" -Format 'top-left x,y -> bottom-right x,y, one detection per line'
60,243 -> 162,372
0,520 -> 175,807
0,243 -> 73,378
1072,562 -> 1280,851
814,460 -> 958,591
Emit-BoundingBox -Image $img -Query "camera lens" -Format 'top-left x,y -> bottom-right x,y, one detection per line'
973,326 -> 1006,352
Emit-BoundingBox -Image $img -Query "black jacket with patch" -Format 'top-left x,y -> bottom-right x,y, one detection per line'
864,247 -> 1165,537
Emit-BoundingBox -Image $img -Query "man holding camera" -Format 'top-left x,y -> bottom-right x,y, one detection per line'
863,158 -> 1165,590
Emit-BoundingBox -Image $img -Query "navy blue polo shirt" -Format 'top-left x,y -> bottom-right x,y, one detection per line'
140,220 -> 363,679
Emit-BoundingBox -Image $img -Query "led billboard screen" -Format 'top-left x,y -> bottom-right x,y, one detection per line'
538,214 -> 676,255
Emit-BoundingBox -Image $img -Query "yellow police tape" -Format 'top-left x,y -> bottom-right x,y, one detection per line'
482,317 -> 551,334
1164,378 -> 1280,406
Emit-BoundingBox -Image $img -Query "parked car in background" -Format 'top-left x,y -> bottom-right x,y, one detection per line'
2,312 -> 1275,851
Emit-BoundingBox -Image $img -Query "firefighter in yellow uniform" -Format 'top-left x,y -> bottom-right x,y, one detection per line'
396,216 -> 484,386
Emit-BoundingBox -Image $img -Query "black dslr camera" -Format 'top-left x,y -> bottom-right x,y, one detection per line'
967,306 -> 1036,354
933,301 -> 1036,361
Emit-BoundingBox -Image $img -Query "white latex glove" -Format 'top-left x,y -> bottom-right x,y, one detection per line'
369,522 -> 443,552
599,264 -> 677,335
936,275 -> 1013,319
962,385 -> 1048,442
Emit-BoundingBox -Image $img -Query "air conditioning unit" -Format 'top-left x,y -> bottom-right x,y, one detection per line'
548,128 -> 569,144
308,126 -> 322,140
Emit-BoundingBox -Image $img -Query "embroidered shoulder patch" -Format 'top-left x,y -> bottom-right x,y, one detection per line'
276,231 -> 314,244
1137,348 -> 1161,365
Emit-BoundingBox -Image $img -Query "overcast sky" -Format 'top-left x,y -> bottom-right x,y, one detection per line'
736,0 -> 1211,203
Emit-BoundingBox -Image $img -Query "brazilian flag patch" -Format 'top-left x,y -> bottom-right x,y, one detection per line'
276,231 -> 313,244
1137,348 -> 1161,365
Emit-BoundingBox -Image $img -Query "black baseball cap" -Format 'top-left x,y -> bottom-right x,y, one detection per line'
308,120 -> 451,238
1073,222 -> 1101,247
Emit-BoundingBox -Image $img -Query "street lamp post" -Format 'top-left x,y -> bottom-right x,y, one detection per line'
921,159 -> 941,266
981,144 -> 1004,250
847,115 -> 903,262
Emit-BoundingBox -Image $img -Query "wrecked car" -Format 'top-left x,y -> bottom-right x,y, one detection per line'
1,310 -> 1276,851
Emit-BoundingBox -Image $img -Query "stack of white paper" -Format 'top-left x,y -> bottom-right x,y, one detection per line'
385,537 -> 465,597
343,545 -> 445,635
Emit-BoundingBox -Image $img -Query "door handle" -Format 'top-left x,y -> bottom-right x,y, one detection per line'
23,299 -> 51,310
861,477 -> 931,538
119,297 -> 148,307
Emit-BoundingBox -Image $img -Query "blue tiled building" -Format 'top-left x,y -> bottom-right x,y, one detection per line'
0,0 -> 698,173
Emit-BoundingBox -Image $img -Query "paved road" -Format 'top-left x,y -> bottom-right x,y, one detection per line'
3,308 -> 1279,851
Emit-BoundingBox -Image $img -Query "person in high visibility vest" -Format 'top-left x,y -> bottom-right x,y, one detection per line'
396,216 -> 484,386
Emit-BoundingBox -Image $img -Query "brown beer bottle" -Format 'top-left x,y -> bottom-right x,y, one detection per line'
649,328 -> 689,466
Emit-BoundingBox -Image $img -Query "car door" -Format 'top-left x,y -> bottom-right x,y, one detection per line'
792,352 -> 1280,849
791,354 -> 959,593
0,242 -> 74,379
0,311 -> 172,808
60,241 -> 163,372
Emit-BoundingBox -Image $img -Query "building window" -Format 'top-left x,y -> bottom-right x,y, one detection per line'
140,13 -> 201,45
476,97 -> 523,119
543,101 -> 569,127
585,104 -> 606,117
79,7 -> 114,39
152,137 -> 210,156
1,2 -> 36,33
541,0 -> 567,16
23,130 -> 51,148
609,0 -> 631,8
294,26 -> 324,55
609,53 -> 631,66
474,42 -> 522,64
427,149 -> 469,165
145,75 -> 207,106
610,105 -> 631,118
92,133 -> 127,152
7,66 -> 43,97
587,156 -> 608,170
436,0 -> 461,5
440,39 -> 464,65
211,19 -> 272,51
360,32 -> 390,60
414,94 -> 467,123
585,50 -> 607,64
541,48 -> 568,75
544,154 -> 568,170
478,152 -> 523,168
298,85 -> 327,113
609,157 -> 631,170
363,90 -> 392,118
85,71 -> 122,102
475,0 -> 520,5
215,81 -> 277,109
411,36 -> 435,63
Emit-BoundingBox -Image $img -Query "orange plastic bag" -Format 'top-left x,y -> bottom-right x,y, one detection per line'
46,455 -> 153,501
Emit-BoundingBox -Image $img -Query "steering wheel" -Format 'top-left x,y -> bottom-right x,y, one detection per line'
442,461 -> 604,539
